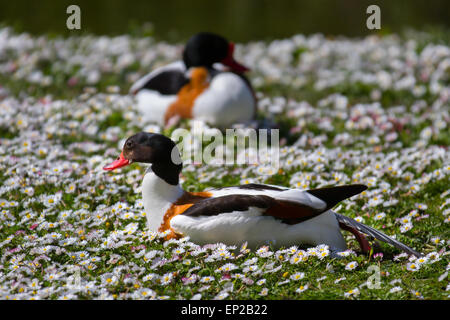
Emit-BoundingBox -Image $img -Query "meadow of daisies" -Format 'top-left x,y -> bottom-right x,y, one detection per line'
0,27 -> 449,300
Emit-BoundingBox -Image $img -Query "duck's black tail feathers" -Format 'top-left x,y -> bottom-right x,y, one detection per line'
307,184 -> 367,211
335,213 -> 422,257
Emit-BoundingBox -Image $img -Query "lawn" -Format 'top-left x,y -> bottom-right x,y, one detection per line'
0,27 -> 449,300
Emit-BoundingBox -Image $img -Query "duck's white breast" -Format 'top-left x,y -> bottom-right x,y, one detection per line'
142,170 -> 184,232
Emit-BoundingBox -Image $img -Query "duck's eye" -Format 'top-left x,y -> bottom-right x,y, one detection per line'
126,141 -> 133,148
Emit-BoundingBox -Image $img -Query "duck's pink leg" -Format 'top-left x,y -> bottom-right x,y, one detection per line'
339,222 -> 371,254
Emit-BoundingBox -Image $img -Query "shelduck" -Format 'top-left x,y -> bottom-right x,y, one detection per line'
103,132 -> 421,257
130,33 -> 256,128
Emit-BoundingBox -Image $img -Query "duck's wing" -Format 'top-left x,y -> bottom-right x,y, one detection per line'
182,184 -> 367,224
130,61 -> 188,95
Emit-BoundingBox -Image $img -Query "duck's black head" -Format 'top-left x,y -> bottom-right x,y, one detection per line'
182,32 -> 249,73
103,132 -> 182,185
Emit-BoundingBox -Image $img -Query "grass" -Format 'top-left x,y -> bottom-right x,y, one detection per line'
0,27 -> 448,300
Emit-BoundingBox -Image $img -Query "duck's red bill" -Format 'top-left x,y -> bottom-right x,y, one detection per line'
222,56 -> 250,73
103,152 -> 130,171
221,42 -> 250,73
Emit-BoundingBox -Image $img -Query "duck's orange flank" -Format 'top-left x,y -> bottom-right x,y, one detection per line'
158,191 -> 212,239
164,67 -> 210,124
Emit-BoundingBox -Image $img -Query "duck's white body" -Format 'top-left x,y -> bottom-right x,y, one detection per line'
142,167 -> 347,250
172,208 -> 346,250
190,71 -> 255,127
130,61 -> 256,128
105,132 -> 423,257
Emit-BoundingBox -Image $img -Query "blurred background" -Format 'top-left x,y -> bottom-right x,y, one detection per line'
0,0 -> 449,42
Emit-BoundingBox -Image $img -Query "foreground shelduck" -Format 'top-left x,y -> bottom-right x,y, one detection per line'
130,33 -> 256,128
104,132 -> 421,257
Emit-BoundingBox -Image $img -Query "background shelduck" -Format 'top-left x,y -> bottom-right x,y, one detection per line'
129,33 -> 256,128
104,132 -> 422,257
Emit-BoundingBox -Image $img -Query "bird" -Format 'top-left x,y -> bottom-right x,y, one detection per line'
129,32 -> 256,128
103,132 -> 422,257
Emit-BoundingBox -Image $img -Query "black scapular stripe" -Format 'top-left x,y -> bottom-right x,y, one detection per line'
235,183 -> 285,191
181,194 -> 321,224
182,194 -> 275,217
142,70 -> 189,95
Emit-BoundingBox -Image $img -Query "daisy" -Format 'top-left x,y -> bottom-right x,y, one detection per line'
200,276 -> 214,283
307,247 -> 318,257
182,275 -> 198,285
160,272 -> 174,285
65,183 -> 76,193
416,256 -> 428,265
426,252 -> 441,262
183,259 -> 192,266
344,288 -> 360,298
42,193 -> 62,208
289,254 -> 303,265
214,291 -> 229,300
415,203 -> 427,210
58,294 -> 78,300
277,279 -> 290,286
400,223 -> 413,233
399,216 -> 412,224
318,249 -> 330,260
290,272 -> 305,281
345,261 -> 358,271
407,210 -> 419,218
135,288 -> 156,299
218,263 -> 238,273
389,286 -> 403,293
406,262 -> 420,272
374,212 -> 386,220
142,274 -> 158,282
334,277 -> 346,284
295,284 -> 309,293
259,288 -> 269,296
256,279 -> 267,286
393,252 -> 408,261
23,187 -> 35,196
256,246 -> 273,258
336,250 -> 354,257
430,236 -> 442,245
172,247 -> 185,255
190,293 -> 202,300
286,246 -> 298,255
101,273 -> 119,286
411,290 -> 424,299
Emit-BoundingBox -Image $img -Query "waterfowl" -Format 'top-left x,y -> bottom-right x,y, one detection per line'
103,132 -> 422,257
130,33 -> 256,128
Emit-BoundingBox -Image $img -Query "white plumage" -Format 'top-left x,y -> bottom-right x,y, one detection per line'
171,209 -> 346,251
104,132 -> 422,257
142,168 -> 346,250
131,63 -> 255,128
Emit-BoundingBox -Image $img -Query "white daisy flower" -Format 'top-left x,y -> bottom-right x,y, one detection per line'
406,262 -> 420,272
389,286 -> 403,293
290,272 -> 305,281
295,284 -> 309,293
345,261 -> 358,271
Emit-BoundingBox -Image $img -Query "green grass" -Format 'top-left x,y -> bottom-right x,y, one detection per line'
0,28 -> 448,300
